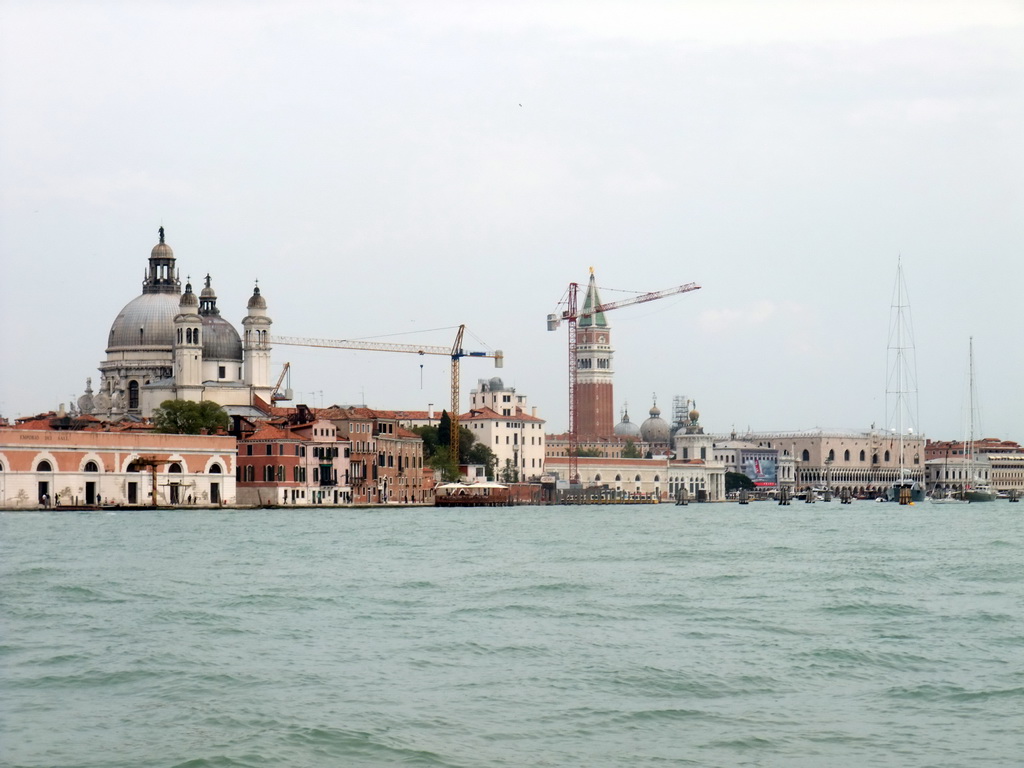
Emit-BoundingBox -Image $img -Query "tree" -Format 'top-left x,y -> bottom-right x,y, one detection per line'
467,443 -> 497,479
152,400 -> 230,434
411,425 -> 441,459
415,417 -> 491,480
437,411 -> 452,457
725,471 -> 755,492
622,439 -> 642,459
576,447 -> 602,457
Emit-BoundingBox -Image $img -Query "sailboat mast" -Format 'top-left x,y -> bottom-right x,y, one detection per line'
967,336 -> 975,483
887,258 -> 917,479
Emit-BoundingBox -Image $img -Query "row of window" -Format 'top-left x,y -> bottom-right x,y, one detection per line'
24,460 -> 221,473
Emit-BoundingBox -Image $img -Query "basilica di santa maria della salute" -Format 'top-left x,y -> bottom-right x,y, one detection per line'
79,227 -> 276,420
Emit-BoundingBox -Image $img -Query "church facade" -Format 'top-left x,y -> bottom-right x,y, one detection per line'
79,228 -> 274,420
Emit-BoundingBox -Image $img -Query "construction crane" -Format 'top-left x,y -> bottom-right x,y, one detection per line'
271,362 -> 292,402
273,325 -> 502,458
547,271 -> 701,485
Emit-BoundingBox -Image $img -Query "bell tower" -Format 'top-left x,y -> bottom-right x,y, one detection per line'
576,271 -> 615,438
173,280 -> 203,399
242,282 -> 273,403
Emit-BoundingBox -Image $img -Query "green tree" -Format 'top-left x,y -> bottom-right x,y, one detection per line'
152,400 -> 230,434
725,471 -> 755,492
621,439 -> 642,459
411,425 -> 440,459
437,411 -> 452,456
576,447 -> 602,457
467,443 -> 497,479
428,446 -> 461,483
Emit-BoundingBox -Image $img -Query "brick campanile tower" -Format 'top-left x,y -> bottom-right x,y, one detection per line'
576,270 -> 615,438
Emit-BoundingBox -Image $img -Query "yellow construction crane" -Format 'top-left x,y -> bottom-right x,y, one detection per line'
273,325 -> 502,458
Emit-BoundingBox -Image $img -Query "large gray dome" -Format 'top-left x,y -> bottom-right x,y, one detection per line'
107,293 -> 181,350
640,404 -> 671,444
202,315 -> 243,361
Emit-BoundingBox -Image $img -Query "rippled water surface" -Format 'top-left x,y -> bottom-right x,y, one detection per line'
3,502 -> 1023,767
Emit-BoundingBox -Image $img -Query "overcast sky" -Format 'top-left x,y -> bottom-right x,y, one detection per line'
2,1 -> 1022,441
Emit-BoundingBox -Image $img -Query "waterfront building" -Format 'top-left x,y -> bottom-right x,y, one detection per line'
732,429 -> 925,496
84,227 -> 274,420
988,453 -> 1024,495
0,413 -> 236,508
668,407 -> 726,501
463,378 -> 546,482
711,435 -> 795,493
924,455 -> 993,496
235,408 -> 352,506
317,406 -> 429,504
925,437 -> 1022,461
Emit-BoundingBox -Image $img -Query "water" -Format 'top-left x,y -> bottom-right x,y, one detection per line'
2,501 -> 1023,767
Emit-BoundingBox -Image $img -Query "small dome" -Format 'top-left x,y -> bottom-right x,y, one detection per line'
108,293 -> 181,350
202,315 -> 243,361
689,409 -> 700,422
150,241 -> 174,260
247,284 -> 267,310
489,376 -> 505,391
614,412 -> 642,438
200,277 -> 216,299
179,282 -> 199,309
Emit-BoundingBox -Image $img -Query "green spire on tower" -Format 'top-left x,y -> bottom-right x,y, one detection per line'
579,268 -> 607,328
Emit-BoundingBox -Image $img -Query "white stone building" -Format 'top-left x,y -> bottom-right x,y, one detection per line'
83,227 -> 274,420
464,377 -> 546,482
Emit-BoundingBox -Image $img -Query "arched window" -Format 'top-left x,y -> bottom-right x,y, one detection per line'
128,380 -> 140,409
884,450 -> 890,462
594,474 -> 601,482
84,461 -> 99,472
37,460 -> 52,472
844,450 -> 850,461
654,475 -> 660,482
615,474 -> 622,482
802,449 -> 810,462
263,465 -> 273,482
635,474 -> 642,482
209,464 -> 222,474
168,463 -> 182,474
828,449 -> 835,461
860,450 -> 866,461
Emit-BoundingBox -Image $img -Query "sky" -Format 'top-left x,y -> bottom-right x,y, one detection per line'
1,0 -> 1022,441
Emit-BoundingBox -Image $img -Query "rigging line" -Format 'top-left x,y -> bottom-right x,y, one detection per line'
327,325 -> 461,343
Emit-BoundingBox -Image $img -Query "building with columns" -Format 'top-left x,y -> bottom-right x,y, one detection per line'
82,227 -> 274,420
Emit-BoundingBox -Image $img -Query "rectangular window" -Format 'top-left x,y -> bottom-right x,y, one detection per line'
218,365 -> 226,379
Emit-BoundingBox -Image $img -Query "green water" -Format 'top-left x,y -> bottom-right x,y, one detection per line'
2,501 -> 1023,767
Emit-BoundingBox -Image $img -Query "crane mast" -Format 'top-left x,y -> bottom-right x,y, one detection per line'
273,326 -> 502,459
547,277 -> 700,485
